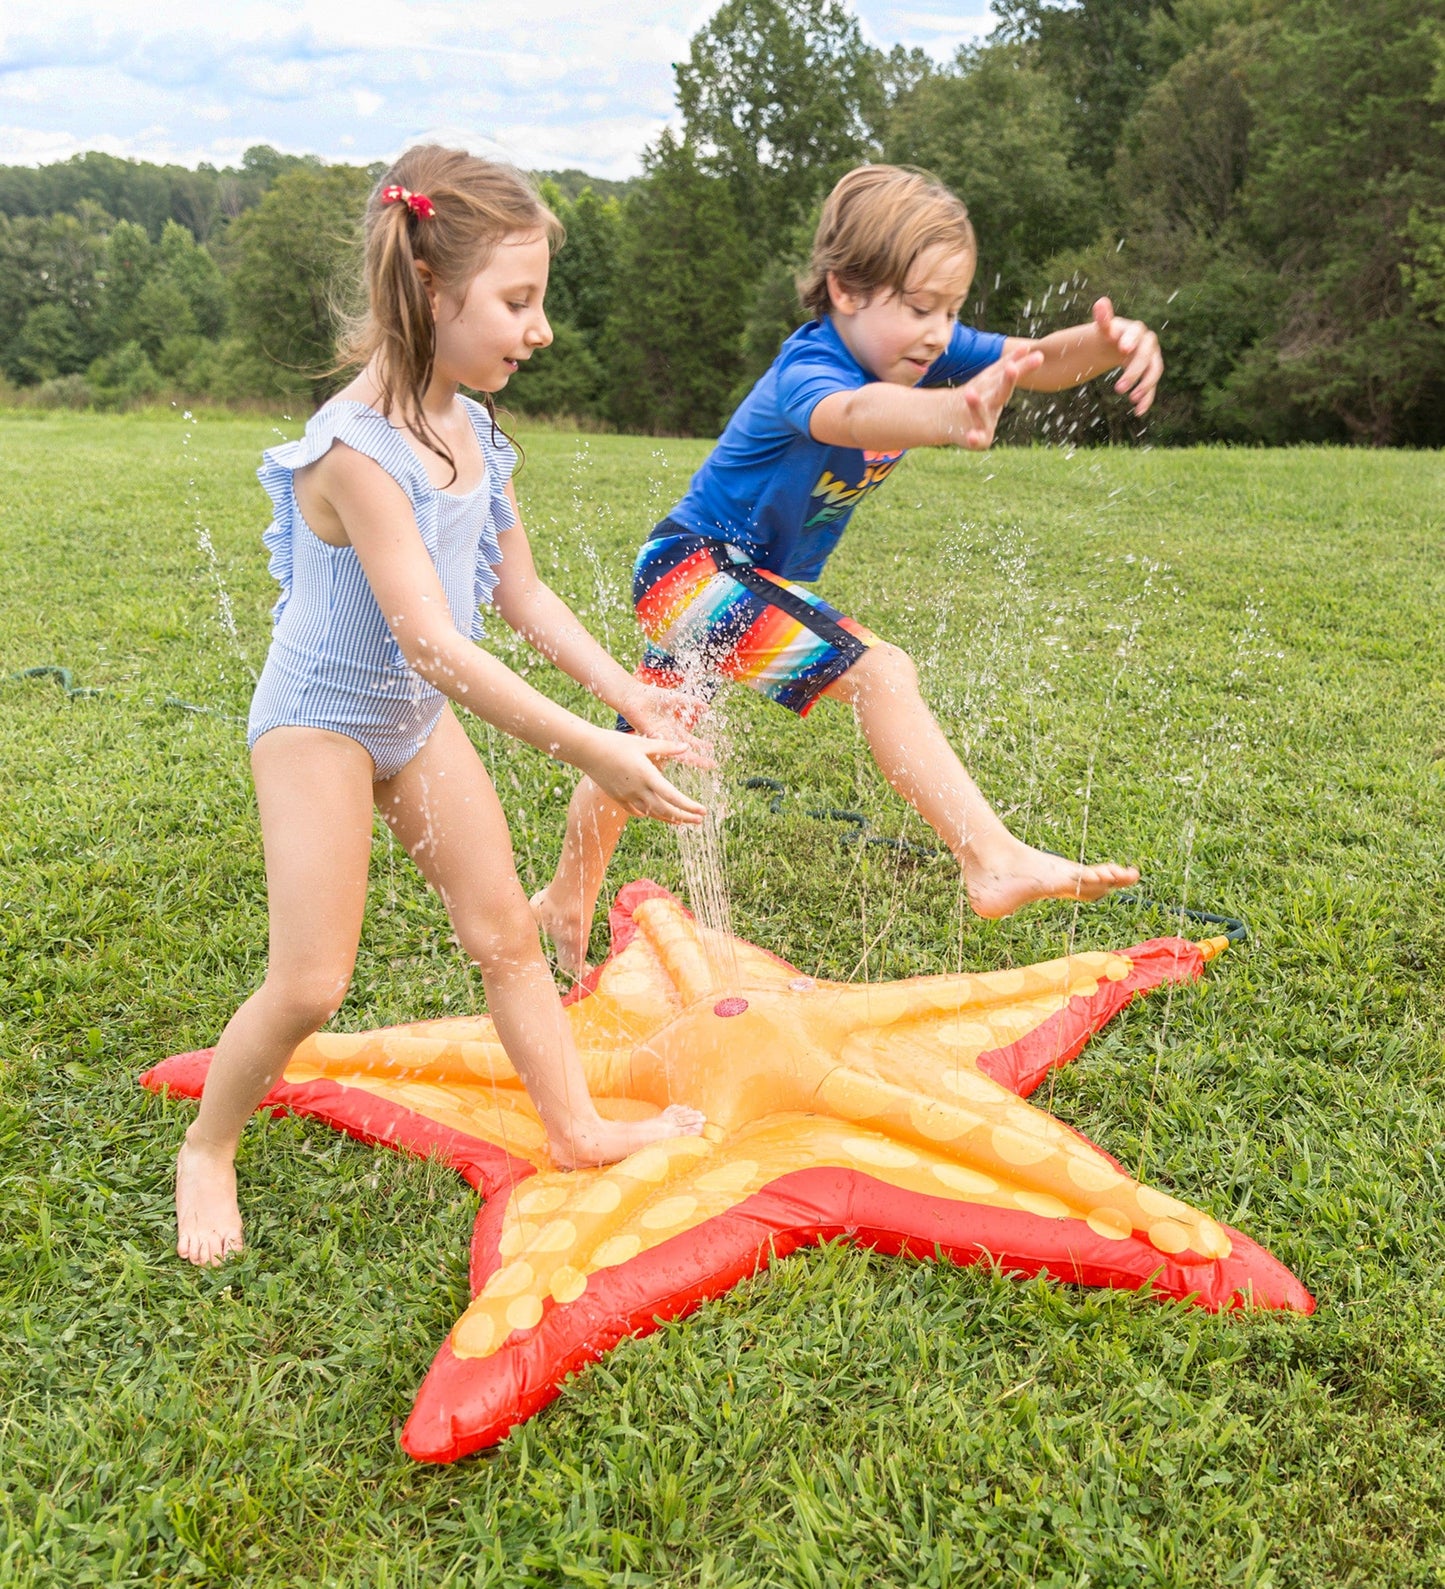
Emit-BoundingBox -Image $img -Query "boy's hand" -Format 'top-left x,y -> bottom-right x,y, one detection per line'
952,346 -> 1045,450
1092,297 -> 1164,415
580,729 -> 707,825
617,680 -> 715,769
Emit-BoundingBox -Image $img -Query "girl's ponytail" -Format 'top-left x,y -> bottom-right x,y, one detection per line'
369,195 -> 442,468
336,145 -> 563,484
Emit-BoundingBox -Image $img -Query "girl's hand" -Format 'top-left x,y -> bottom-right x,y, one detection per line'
581,730 -> 707,825
1092,297 -> 1164,415
617,681 -> 715,769
952,346 -> 1045,450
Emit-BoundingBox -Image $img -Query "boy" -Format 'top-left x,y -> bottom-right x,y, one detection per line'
535,164 -> 1162,975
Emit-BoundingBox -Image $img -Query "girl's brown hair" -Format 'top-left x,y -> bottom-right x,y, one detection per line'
337,144 -> 563,481
798,164 -> 976,322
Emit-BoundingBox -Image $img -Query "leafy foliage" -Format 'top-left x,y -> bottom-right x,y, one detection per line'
675,0 -> 883,256
1001,0 -> 1445,444
1225,0 -> 1445,443
227,165 -> 373,409
992,0 -> 1178,177
504,319 -> 605,421
0,145 -> 328,242
1,0 -> 1443,440
887,43 -> 1104,326
602,133 -> 754,435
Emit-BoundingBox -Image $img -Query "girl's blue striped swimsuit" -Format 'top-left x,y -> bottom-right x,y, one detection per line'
247,398 -> 515,779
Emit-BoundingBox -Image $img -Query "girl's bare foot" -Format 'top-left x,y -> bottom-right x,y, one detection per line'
530,885 -> 593,980
175,1133 -> 244,1267
964,835 -> 1139,920
549,1104 -> 707,1170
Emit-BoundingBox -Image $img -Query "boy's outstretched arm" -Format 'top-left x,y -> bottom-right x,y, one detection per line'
1008,297 -> 1164,415
810,344 -> 1044,453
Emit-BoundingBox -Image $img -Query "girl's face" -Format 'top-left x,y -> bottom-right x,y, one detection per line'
828,243 -> 976,386
431,230 -> 554,392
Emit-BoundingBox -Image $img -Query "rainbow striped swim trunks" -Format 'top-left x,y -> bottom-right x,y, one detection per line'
627,526 -> 879,718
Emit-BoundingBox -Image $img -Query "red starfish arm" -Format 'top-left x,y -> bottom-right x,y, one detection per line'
978,937 -> 1214,1097
140,1052 -> 537,1198
405,1163 -> 1312,1463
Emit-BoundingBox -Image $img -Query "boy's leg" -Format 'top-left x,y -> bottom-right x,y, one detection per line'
537,538 -> 887,971
535,630 -> 709,978
381,710 -> 703,1165
532,775 -> 630,980
822,644 -> 1138,915
177,727 -> 376,1266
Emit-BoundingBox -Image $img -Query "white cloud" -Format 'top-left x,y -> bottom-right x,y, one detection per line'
0,2 -> 998,177
853,2 -> 996,60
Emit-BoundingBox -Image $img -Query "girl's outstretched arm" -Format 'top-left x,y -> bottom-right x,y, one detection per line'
489,484 -> 711,758
314,445 -> 705,825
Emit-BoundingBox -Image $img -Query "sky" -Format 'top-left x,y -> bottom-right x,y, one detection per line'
0,1 -> 997,180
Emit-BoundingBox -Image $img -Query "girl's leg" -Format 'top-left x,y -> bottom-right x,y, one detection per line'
531,776 -> 629,979
822,644 -> 1138,916
175,728 -> 376,1266
378,710 -> 702,1166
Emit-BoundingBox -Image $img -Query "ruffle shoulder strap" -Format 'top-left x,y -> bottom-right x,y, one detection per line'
258,402 -> 433,620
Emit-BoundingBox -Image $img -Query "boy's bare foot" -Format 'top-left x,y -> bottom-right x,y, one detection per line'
530,885 -> 592,980
964,835 -> 1139,920
175,1134 -> 244,1267
549,1104 -> 707,1170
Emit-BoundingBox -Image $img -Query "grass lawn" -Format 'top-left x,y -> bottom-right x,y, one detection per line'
2,410 -> 1443,1587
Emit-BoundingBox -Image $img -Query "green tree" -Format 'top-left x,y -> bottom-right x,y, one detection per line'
86,339 -> 162,407
603,133 -> 754,435
130,276 -> 198,360
1405,206 -> 1445,323
0,150 -> 242,241
724,206 -> 817,407
227,163 -> 372,408
543,185 -> 623,342
0,208 -> 108,383
1111,28 -> 1252,240
1069,22 -> 1276,442
505,321 -> 605,419
0,216 -> 40,355
731,253 -> 807,406
991,0 -> 1178,176
675,0 -> 884,255
887,43 -> 1104,327
1227,0 -> 1445,443
13,301 -> 88,382
1403,35 -> 1445,321
99,219 -> 155,346
157,220 -> 228,337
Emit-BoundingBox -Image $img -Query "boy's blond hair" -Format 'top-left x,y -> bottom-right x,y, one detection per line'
798,164 -> 976,322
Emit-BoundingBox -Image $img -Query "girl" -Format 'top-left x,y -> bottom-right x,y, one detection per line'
176,145 -> 707,1268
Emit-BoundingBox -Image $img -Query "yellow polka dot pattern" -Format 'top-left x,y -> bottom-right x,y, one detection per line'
450,1105 -> 1234,1361
274,886 -> 1234,1365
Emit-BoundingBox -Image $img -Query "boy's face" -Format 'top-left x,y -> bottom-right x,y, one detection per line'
828,244 -> 976,387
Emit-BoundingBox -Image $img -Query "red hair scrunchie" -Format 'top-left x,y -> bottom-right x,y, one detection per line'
381,184 -> 436,220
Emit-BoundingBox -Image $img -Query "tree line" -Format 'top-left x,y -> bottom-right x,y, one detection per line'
2,0 -> 1442,445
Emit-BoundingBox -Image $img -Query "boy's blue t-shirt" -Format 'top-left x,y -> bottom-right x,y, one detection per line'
667,316 -> 1006,581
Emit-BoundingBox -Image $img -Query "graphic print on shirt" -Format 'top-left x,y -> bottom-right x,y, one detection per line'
803,449 -> 906,529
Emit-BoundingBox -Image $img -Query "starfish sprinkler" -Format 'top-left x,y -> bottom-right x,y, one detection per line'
143,881 -> 1312,1462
